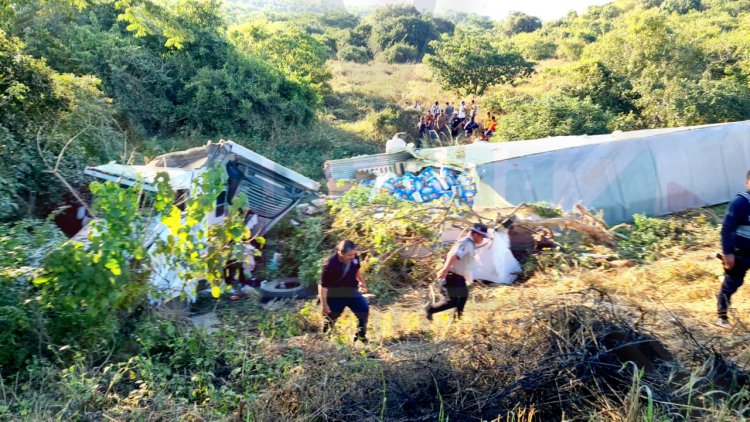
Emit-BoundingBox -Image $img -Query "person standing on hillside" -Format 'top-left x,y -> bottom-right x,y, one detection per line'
416,116 -> 427,147
450,111 -> 463,138
320,240 -> 370,343
424,111 -> 435,131
431,101 -> 440,115
436,109 -> 449,138
483,116 -> 497,140
463,116 -> 479,137
444,101 -> 454,117
717,171 -> 750,328
458,101 -> 467,119
470,99 -> 478,118
483,112 -> 492,131
425,224 -> 489,321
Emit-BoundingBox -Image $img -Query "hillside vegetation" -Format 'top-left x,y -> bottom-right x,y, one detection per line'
3,0 -> 750,420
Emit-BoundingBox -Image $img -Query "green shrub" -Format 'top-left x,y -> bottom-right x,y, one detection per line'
378,42 -> 419,63
616,214 -> 693,261
282,216 -> 329,287
337,43 -> 371,63
0,219 -> 66,372
493,92 -> 614,141
661,0 -> 702,14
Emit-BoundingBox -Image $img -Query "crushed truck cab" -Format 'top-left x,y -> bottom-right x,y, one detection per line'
81,140 -> 320,304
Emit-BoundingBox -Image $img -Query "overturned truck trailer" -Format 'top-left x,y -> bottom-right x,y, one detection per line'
325,121 -> 750,224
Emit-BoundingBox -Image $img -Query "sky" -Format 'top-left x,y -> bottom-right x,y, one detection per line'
341,0 -> 614,21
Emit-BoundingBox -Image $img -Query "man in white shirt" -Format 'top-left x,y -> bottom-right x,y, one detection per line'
425,223 -> 489,320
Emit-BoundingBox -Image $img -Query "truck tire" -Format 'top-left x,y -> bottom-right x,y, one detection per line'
259,278 -> 312,300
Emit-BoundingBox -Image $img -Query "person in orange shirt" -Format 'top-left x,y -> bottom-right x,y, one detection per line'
483,116 -> 497,140
482,112 -> 492,132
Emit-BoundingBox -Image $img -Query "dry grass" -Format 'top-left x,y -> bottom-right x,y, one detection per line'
6,212 -> 749,421
226,214 -> 750,421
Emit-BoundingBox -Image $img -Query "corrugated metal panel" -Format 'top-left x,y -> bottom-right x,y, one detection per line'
324,151 -> 413,180
474,120 -> 750,224
237,180 -> 294,219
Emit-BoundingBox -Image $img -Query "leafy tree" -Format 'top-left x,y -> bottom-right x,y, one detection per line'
0,30 -> 123,221
370,14 -> 438,58
491,92 -> 614,140
115,0 -> 226,49
504,31 -> 557,60
3,168 -> 251,369
444,11 -> 494,31
558,60 -> 638,114
497,11 -> 542,37
424,31 -> 534,96
378,42 -> 419,64
336,44 -> 369,63
346,23 -> 372,48
633,76 -> 750,127
228,19 -> 332,91
661,0 -> 701,14
366,5 -> 443,60
582,9 -> 705,81
180,52 -> 318,134
13,1 -> 321,139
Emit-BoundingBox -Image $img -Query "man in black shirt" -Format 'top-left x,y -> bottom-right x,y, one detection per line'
320,240 -> 370,343
717,170 -> 750,327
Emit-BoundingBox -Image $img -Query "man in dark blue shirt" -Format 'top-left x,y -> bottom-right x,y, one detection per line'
319,240 -> 369,343
717,171 -> 750,327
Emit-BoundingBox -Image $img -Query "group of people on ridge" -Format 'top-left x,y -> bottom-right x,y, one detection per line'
406,99 -> 498,147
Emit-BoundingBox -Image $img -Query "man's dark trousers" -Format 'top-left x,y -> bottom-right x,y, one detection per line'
324,291 -> 369,340
428,273 -> 469,319
718,256 -> 750,320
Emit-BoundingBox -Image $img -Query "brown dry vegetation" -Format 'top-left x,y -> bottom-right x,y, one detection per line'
5,206 -> 750,421
238,211 -> 750,420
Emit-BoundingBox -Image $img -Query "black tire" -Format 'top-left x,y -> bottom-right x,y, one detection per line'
259,278 -> 312,300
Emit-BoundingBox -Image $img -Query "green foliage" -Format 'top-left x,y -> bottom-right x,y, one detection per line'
661,0 -> 702,14
114,0 -> 226,49
108,313 -> 302,410
558,60 -> 638,115
497,11 -> 542,37
149,169 -> 251,297
228,19 -> 332,92
327,185 -> 461,294
180,53 -> 318,134
280,216 -> 328,287
0,29 -> 124,221
425,30 -> 535,96
504,31 -> 557,60
582,9 -> 704,81
378,42 -> 419,64
527,202 -> 564,218
616,214 -> 693,260
336,43 -> 370,63
488,92 -> 613,140
366,5 -> 447,61
0,219 -> 66,371
0,167 -> 250,372
10,1 -> 321,140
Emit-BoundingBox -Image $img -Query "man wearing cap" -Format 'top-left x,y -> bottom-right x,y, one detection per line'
425,223 -> 489,320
